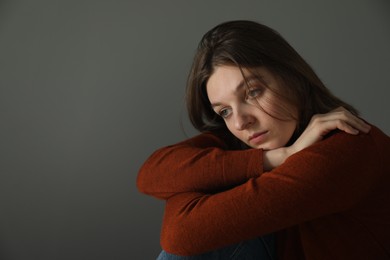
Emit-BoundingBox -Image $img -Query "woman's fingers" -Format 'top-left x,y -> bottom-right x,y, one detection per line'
326,119 -> 359,135
315,107 -> 371,134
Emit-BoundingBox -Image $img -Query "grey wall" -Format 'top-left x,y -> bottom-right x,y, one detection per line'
0,0 -> 389,259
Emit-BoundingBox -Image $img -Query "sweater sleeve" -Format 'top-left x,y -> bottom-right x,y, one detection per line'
137,132 -> 263,200
160,132 -> 381,255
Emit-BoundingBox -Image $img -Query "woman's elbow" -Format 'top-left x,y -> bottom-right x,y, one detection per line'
136,163 -> 150,194
136,164 -> 160,196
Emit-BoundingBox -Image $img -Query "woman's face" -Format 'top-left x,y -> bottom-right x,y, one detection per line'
206,65 -> 297,150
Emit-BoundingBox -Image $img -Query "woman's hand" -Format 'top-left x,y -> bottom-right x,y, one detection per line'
287,107 -> 370,155
263,107 -> 371,171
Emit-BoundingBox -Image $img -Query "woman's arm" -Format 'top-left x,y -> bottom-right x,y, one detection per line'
160,131 -> 380,255
137,132 -> 262,199
137,108 -> 370,200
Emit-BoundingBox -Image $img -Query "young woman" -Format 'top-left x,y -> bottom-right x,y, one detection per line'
137,20 -> 390,259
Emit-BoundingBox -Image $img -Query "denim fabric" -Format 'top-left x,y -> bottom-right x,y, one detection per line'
157,234 -> 275,260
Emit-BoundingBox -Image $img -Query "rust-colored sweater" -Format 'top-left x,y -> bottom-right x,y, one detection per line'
137,126 -> 390,259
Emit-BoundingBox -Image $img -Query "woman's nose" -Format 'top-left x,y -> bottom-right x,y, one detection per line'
234,110 -> 254,131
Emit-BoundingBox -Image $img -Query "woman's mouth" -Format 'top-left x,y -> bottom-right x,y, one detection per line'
248,131 -> 268,145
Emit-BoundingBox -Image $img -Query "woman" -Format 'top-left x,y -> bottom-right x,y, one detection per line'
137,20 -> 390,259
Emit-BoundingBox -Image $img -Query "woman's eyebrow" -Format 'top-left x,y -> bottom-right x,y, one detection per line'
211,102 -> 222,109
234,76 -> 263,94
210,80 -> 245,109
242,75 -> 264,87
210,76 -> 264,109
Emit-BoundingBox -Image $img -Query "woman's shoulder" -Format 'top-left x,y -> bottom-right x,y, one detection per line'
369,124 -> 390,141
366,124 -> 390,159
317,123 -> 390,160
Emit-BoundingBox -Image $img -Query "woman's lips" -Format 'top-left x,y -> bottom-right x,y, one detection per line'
248,131 -> 268,145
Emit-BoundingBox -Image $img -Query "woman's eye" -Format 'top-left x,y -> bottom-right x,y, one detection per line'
219,108 -> 231,118
247,88 -> 262,98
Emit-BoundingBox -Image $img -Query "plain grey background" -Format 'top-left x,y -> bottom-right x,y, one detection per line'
0,0 -> 389,259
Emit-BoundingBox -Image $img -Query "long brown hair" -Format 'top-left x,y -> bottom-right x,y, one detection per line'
186,20 -> 357,144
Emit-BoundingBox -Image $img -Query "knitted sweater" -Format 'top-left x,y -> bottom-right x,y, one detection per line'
137,125 -> 390,259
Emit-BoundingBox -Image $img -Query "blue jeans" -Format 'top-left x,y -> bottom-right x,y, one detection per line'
157,234 -> 275,260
